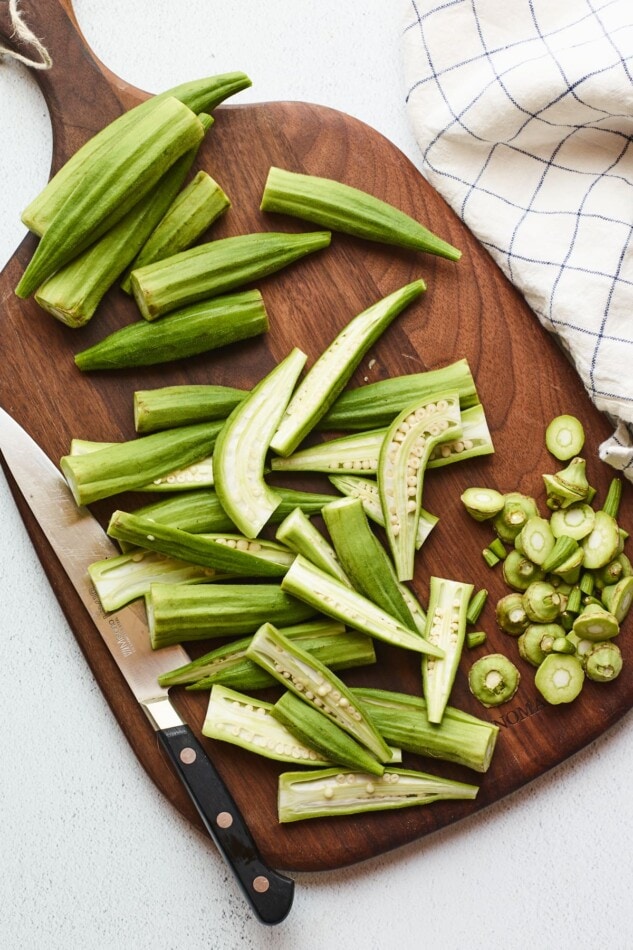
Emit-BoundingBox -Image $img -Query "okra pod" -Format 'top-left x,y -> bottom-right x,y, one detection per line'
133,384 -> 247,434
422,577 -> 474,723
22,71 -> 251,235
107,510 -> 292,578
379,392 -> 462,581
261,166 -> 461,260
277,767 -> 478,823
213,348 -> 307,538
121,170 -> 230,292
17,96 -> 207,297
280,554 -> 444,656
33,114 -> 215,327
319,358 -> 479,431
158,620 -> 376,691
321,496 -> 420,632
352,687 -> 499,773
146,583 -> 317,648
60,421 -> 223,506
130,231 -> 331,320
202,685 -> 331,766
88,548 -> 229,612
270,280 -> 426,457
245,622 -> 392,762
275,507 -> 352,587
74,290 -> 269,370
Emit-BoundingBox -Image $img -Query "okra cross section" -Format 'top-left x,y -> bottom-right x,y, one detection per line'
212,347 -> 307,538
281,555 -> 443,656
378,392 -> 462,581
245,622 -> 392,762
277,767 -> 478,823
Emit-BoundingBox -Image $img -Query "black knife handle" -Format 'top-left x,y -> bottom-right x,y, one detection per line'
157,724 -> 294,925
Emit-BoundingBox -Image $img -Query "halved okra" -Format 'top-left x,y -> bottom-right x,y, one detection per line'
68,437 -> 215,493
121,170 -> 230,292
270,280 -> 426,457
321,496 -> 420,632
260,166 -> 461,260
212,347 -> 307,538
60,421 -> 223,506
271,691 -> 387,776
319,358 -> 479,430
422,577 -> 474,723
245,622 -> 392,762
146,583 -> 318,649
88,548 -> 230,612
202,685 -> 331,766
352,687 -> 499,773
134,384 -> 248,433
74,290 -> 269,370
275,507 -> 352,587
35,115 -> 215,328
280,554 -> 443,656
379,392 -> 462,581
22,71 -> 252,235
157,620 -> 376,691
130,230 -> 331,320
328,473 -> 438,550
17,96 -> 207,298
277,767 -> 478,823
107,511 -> 292,578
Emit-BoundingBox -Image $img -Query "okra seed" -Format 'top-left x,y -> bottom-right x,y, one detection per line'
366,783 -> 375,795
336,774 -> 346,784
346,775 -> 356,784
323,787 -> 334,800
338,696 -> 349,707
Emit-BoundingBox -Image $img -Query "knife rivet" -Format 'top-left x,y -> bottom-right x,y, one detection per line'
216,811 -> 233,828
253,876 -> 270,893
179,747 -> 197,765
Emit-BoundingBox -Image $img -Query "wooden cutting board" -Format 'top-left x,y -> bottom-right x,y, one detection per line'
1,0 -> 631,873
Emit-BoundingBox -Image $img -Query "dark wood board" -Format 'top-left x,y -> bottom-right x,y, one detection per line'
1,0 -> 631,873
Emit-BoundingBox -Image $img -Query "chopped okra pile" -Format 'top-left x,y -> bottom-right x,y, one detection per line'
462,414 -> 630,706
16,71 -> 629,823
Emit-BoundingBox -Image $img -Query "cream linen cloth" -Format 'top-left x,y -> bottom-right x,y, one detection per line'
401,0 -> 633,480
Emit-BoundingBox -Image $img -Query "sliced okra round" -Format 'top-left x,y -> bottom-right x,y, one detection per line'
545,415 -> 585,461
468,654 -> 520,707
534,653 -> 584,704
585,642 -> 623,683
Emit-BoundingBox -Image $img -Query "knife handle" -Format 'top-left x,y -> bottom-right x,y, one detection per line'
157,724 -> 294,925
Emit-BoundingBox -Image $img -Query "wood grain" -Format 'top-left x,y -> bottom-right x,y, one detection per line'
1,0 -> 631,872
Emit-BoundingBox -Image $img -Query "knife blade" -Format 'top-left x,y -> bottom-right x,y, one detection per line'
0,406 -> 294,925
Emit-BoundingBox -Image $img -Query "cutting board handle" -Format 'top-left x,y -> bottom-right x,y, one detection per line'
0,0 -> 143,175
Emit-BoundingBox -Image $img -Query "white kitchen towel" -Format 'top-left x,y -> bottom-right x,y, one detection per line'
401,0 -> 633,480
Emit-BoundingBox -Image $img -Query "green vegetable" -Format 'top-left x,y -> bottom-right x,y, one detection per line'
34,114 -> 215,327
461,487 -> 505,521
379,392 -> 462,581
213,347 -> 307,538
545,414 -> 585,461
466,588 -> 488,625
74,290 -> 269,370
202,685 -> 330,766
271,690 -> 386,776
422,577 -> 473,723
133,384 -> 247,434
543,457 -> 593,510
572,604 -> 619,641
601,575 -> 633,621
502,550 -> 545,591
581,510 -> 621,569
245,622 -> 392,762
21,71 -> 251,235
523,581 -> 563,623
541,535 -> 579,573
60,421 -> 222,506
492,493 -> 539,544
277,767 -> 478,823
353,687 -> 498,772
517,623 -> 566,667
319,358 -> 479,431
130,230 -> 331,320
275,507 -> 352,587
601,477 -> 623,520
261,166 -> 462,260
17,96 -> 206,297
270,281 -> 426,456
121,170 -> 230,291
516,516 -> 555,566
495,592 -> 529,636
585,642 -> 623,683
468,654 -> 521,707
534,653 -> 584,704
146,583 -> 317,648
280,554 -> 443,656
549,503 -> 595,540
466,631 -> 487,649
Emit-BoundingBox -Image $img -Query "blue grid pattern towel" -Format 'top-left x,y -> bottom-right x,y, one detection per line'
401,0 -> 633,481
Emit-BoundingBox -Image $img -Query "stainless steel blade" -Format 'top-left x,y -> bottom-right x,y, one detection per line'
0,407 -> 191,705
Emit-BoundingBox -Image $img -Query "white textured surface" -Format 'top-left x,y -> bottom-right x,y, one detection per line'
1,3 -> 633,948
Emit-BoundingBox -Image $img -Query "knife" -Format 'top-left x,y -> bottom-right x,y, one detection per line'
0,407 -> 294,925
